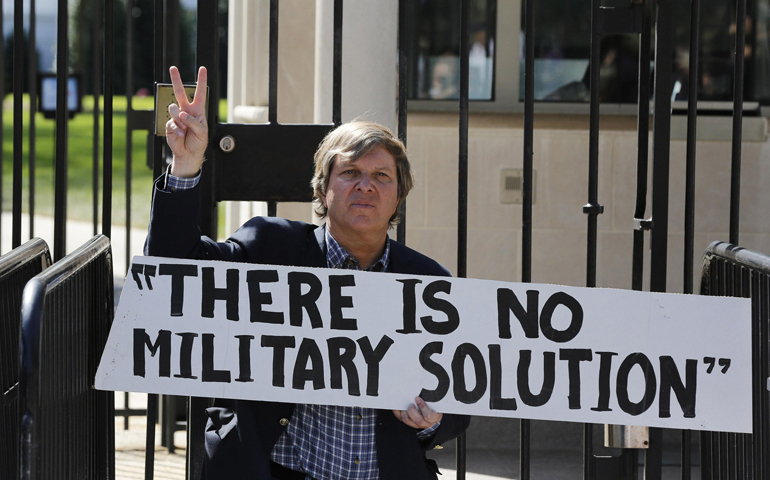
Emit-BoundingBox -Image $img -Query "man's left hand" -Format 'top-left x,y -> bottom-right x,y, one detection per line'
393,397 -> 443,430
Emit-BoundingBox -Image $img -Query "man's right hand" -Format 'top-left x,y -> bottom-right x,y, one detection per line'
166,65 -> 209,178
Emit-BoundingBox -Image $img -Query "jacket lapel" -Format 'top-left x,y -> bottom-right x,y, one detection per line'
303,223 -> 327,268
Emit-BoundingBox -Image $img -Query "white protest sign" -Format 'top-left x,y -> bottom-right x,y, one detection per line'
96,256 -> 752,433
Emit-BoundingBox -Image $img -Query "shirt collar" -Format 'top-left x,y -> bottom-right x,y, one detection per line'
325,227 -> 390,272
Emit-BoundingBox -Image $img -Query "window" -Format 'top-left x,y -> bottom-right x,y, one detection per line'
407,0 -> 497,101
522,0 -> 770,106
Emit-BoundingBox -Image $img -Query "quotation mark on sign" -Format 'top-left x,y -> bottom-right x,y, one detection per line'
131,263 -> 157,291
703,357 -> 731,374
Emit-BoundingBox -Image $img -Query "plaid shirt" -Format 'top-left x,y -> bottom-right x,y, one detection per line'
165,168 -> 201,191
165,171 -> 439,479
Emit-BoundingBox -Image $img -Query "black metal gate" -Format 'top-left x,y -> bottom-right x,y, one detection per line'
0,0 -> 763,479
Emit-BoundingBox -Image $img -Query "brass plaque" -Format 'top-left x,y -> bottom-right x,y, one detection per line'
154,83 -> 207,136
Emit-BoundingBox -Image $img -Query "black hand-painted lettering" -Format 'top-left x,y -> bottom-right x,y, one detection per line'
201,268 -> 240,321
489,344 -> 517,410
452,343 -> 487,405
496,289 -> 539,339
659,356 -> 696,418
327,337 -> 361,396
158,264 -> 198,316
329,275 -> 357,330
418,342 -> 450,402
144,264 -> 156,290
131,263 -> 145,290
616,353 -> 656,416
201,333 -> 231,383
591,351 -> 618,412
261,335 -> 296,387
288,272 -> 323,328
235,335 -> 255,383
559,348 -> 592,410
539,292 -> 583,343
133,329 -> 171,378
174,332 -> 198,379
247,270 -> 284,324
357,335 -> 395,396
293,338 -> 325,390
517,350 -> 555,407
718,358 -> 731,374
703,356 -> 716,374
396,279 -> 423,334
420,280 -> 460,335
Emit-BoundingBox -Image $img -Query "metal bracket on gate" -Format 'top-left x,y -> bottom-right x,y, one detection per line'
583,203 -> 605,215
634,217 -> 653,231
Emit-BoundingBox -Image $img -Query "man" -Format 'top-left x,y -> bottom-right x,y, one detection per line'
145,66 -> 470,480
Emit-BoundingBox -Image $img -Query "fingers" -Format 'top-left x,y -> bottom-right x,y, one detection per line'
178,111 -> 208,139
166,117 -> 184,138
415,397 -> 441,424
169,66 -> 191,109
193,66 -> 208,107
168,104 -> 187,133
392,398 -> 443,430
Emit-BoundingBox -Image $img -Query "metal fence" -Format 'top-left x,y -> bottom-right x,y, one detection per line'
0,0 -> 762,479
18,235 -> 115,479
699,241 -> 770,480
0,238 -> 51,480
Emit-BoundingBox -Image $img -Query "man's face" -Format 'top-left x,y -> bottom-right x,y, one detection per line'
321,146 -> 400,242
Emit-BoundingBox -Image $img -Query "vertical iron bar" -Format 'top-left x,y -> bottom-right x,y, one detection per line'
54,0 -> 69,260
650,0 -> 674,293
396,0 -> 409,245
456,0 -> 470,478
521,0 -> 535,477
632,0 -> 652,292
125,0 -> 134,269
332,0 -> 342,126
92,0 -> 103,236
196,0 -> 219,239
190,2 -> 221,477
648,0 -> 675,478
146,3 -> 165,475
152,0 -> 165,181
729,0 -> 746,246
267,202 -> 277,218
586,0 -> 601,290
522,0 -> 534,285
29,0 -> 37,238
761,274 -> 769,480
269,0 -> 278,124
751,269 -> 761,480
681,1 -> 700,477
145,394 -> 158,480
103,0 -> 114,239
13,0 -> 24,248
683,0 -> 700,297
584,1 -> 605,477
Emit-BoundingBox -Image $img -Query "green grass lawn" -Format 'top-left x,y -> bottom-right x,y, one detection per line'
1,95 -> 226,231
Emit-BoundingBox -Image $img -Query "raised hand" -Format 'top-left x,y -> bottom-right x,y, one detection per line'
166,66 -> 208,178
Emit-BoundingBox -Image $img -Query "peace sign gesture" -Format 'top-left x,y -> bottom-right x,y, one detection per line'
166,66 -> 209,178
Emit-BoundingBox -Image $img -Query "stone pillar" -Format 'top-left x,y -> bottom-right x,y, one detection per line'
314,0 -> 398,132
